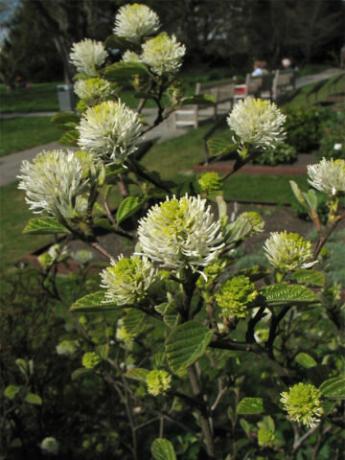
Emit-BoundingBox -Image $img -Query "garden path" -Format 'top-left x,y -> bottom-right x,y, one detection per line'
0,111 -> 186,186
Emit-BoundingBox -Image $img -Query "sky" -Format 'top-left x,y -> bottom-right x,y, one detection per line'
0,0 -> 20,43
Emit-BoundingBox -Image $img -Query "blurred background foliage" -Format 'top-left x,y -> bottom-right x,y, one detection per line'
0,0 -> 344,85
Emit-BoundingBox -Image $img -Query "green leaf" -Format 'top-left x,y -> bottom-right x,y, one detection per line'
122,309 -> 146,336
290,181 -> 306,207
151,438 -> 176,460
70,291 -> 120,313
289,269 -> 325,287
116,196 -> 144,225
104,34 -> 137,51
207,134 -> 236,157
71,368 -> 92,381
261,284 -> 318,306
103,62 -> 149,85
23,217 -> 69,235
320,376 -> 345,399
59,129 -> 79,146
303,189 -> 318,211
125,368 -> 149,382
295,352 -> 317,368
239,418 -> 252,436
165,321 -> 213,375
237,397 -> 264,415
24,392 -> 42,405
4,385 -> 21,400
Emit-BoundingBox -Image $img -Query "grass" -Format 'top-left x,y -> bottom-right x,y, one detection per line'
0,182 -> 51,267
0,82 -> 60,113
142,124 -> 210,178
0,117 -> 64,157
223,174 -> 307,204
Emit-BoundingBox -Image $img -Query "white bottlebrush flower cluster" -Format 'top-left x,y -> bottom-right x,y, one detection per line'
18,150 -> 95,219
227,98 -> 286,150
70,39 -> 108,76
74,77 -> 115,103
78,100 -> 142,164
141,33 -> 186,76
264,231 -> 315,272
101,255 -> 159,305
137,195 -> 225,270
307,158 -> 345,197
114,3 -> 160,43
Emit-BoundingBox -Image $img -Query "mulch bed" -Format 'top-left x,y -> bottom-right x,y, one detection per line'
194,153 -> 318,176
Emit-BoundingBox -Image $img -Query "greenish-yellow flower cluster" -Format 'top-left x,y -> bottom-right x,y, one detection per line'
281,383 -> 323,428
146,370 -> 171,396
82,352 -> 101,369
215,275 -> 258,319
101,255 -> 158,305
198,172 -> 222,193
74,77 -> 116,106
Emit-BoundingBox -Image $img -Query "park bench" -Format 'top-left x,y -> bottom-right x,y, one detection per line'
233,73 -> 274,102
233,70 -> 296,102
173,79 -> 234,128
272,69 -> 296,100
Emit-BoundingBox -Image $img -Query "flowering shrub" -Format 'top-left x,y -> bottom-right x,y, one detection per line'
11,3 -> 345,459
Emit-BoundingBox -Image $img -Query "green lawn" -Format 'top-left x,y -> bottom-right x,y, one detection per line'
0,183 -> 51,267
0,117 -> 64,157
0,82 -> 60,113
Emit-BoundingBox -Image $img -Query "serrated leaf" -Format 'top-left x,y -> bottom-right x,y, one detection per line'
207,134 -> 236,157
116,196 -> 144,224
103,62 -> 149,85
165,321 -> 213,375
151,438 -> 176,460
289,270 -> 325,287
59,128 -> 79,146
295,352 -> 317,368
237,397 -> 264,415
70,291 -> 120,313
25,393 -> 42,405
23,217 -> 69,235
261,284 -> 318,306
320,376 -> 345,399
122,309 -> 145,335
125,368 -> 149,382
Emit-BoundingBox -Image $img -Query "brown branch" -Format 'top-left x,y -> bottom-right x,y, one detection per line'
188,365 -> 215,459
